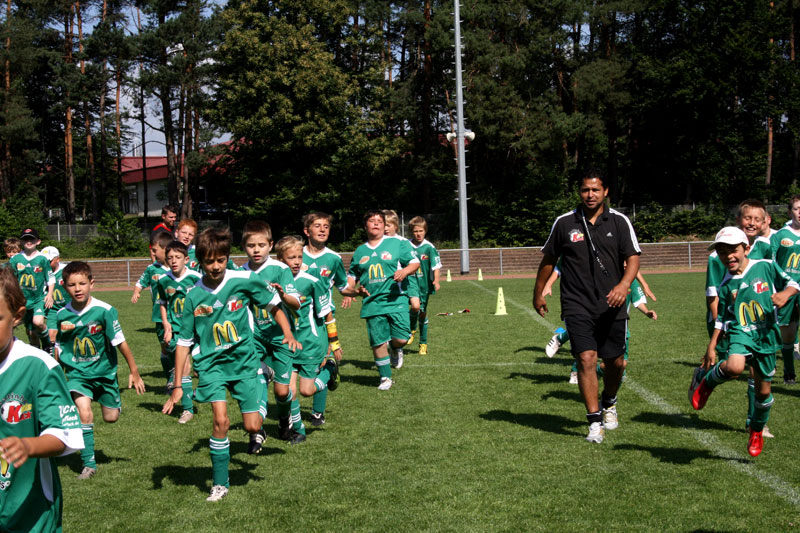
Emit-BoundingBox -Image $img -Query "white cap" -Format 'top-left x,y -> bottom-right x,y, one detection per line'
41,246 -> 60,260
708,227 -> 748,251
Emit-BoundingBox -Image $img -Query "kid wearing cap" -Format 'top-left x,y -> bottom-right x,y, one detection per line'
8,229 -> 54,350
690,227 -> 799,457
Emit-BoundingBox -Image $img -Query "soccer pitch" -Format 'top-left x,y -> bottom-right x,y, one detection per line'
50,273 -> 800,531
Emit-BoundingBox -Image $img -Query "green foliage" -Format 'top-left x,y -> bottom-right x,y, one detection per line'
0,193 -> 48,240
90,210 -> 148,257
633,204 -> 729,242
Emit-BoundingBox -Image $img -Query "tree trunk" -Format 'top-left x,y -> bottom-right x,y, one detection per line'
65,6 -> 76,223
77,1 -> 97,220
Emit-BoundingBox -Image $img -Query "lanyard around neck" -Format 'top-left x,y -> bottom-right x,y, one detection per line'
580,209 -> 609,277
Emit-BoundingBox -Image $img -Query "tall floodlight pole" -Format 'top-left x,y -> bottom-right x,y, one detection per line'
453,0 -> 469,274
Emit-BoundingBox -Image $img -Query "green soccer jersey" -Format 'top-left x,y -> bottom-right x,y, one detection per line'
410,239 -> 442,295
289,269 -> 332,363
348,236 -> 419,318
242,258 -> 299,343
716,259 -> 798,354
302,245 -> 348,294
0,340 -> 83,533
49,263 -> 71,311
136,262 -> 170,322
177,270 -> 281,385
771,225 -> 800,281
156,269 -> 202,331
9,251 -> 53,306
56,298 -> 126,380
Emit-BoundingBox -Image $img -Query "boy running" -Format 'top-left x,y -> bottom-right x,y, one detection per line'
383,210 -> 419,368
41,246 -> 69,352
407,216 -> 442,355
302,211 -> 352,317
9,229 -> 54,350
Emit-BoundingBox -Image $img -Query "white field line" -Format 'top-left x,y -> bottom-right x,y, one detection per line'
466,281 -> 800,507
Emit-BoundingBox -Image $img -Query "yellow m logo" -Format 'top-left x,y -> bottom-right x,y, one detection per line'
212,321 -> 239,346
73,337 -> 96,357
53,288 -> 63,301
738,300 -> 765,327
252,305 -> 270,320
368,263 -> 385,280
788,253 -> 800,270
19,273 -> 35,288
173,298 -> 185,316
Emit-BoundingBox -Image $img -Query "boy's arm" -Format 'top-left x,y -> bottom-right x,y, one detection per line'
393,260 -> 419,282
340,275 -> 370,298
117,341 -> 145,394
0,435 -> 66,469
270,307 -> 301,352
635,271 -> 656,301
704,328 -> 721,370
607,254 -> 639,308
635,303 -> 657,320
159,304 -> 172,343
131,285 -> 143,304
163,345 -> 190,414
542,269 -> 559,297
533,254 -> 558,316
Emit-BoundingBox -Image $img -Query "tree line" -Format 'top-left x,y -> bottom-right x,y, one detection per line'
2,0 -> 799,246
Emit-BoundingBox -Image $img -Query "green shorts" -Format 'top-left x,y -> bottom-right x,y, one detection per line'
66,374 -> 121,409
24,300 -> 45,330
365,312 -> 411,347
726,343 -> 776,381
255,337 -> 296,386
777,294 -> 799,327
294,359 -> 325,380
406,276 -> 420,299
46,307 -> 61,331
194,375 -> 266,414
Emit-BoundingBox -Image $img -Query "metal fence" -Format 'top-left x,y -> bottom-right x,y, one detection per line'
46,224 -> 98,242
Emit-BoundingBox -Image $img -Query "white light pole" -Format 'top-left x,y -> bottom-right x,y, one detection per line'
453,0 -> 470,274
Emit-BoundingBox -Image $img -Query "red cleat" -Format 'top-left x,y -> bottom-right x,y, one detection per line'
691,379 -> 713,410
748,430 -> 764,457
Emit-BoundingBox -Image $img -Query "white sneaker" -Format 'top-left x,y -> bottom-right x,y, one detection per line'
586,422 -> 604,443
378,377 -> 394,390
794,343 -> 800,360
178,411 -> 194,424
763,425 -> 775,438
545,334 -> 562,357
569,371 -> 578,384
206,485 -> 228,502
395,349 -> 404,369
602,406 -> 619,430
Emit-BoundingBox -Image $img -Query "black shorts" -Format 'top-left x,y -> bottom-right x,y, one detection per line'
564,314 -> 627,359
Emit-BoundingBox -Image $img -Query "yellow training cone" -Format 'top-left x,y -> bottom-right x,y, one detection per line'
495,287 -> 508,315
446,269 -> 452,282
477,268 -> 483,281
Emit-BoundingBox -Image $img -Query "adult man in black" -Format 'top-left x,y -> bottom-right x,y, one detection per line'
533,171 -> 641,443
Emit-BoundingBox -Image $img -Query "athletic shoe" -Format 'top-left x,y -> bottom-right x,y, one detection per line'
77,466 -> 96,480
783,374 -> 796,385
585,422 -> 604,443
378,377 -> 394,391
763,425 -> 775,438
206,485 -> 228,502
748,429 -> 764,457
688,367 -> 705,404
545,334 -> 562,358
795,343 -> 800,360
602,406 -> 619,430
261,362 -> 275,384
691,378 -> 713,410
408,330 -> 416,345
290,431 -> 306,445
278,417 -> 292,440
569,371 -> 578,384
248,428 -> 267,454
419,343 -> 428,356
390,352 -> 398,368
178,411 -> 194,424
310,412 -> 325,427
394,348 -> 404,369
326,357 -> 340,392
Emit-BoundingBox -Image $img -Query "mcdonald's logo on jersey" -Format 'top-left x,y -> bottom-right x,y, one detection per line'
787,253 -> 800,270
53,288 -> 63,301
252,305 -> 270,320
738,300 -> 766,326
368,264 -> 385,280
73,337 -> 97,357
18,273 -> 35,288
212,321 -> 239,346
173,298 -> 185,316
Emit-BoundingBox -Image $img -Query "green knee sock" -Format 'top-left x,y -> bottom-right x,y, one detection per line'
704,362 -> 732,388
313,387 -> 328,415
160,353 -> 173,381
81,424 -> 96,469
747,378 -> 756,426
750,393 -> 774,432
375,355 -> 392,379
410,310 -> 420,332
181,377 -> 194,413
783,344 -> 796,376
557,329 -> 570,344
209,437 -> 230,488
420,317 -> 429,344
570,361 -> 578,373
290,390 -> 305,435
316,366 -> 331,386
276,390 -> 291,419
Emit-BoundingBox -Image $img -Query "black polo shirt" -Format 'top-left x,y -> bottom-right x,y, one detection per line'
541,205 -> 641,320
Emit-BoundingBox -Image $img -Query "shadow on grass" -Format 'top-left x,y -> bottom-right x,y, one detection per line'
480,410 -> 584,436
138,402 -> 170,414
62,449 -> 131,474
514,345 -> 546,354
344,359 -> 376,371
540,390 -> 583,402
188,437 -> 284,458
136,326 -> 157,334
772,385 -> 800,399
507,372 -> 571,385
151,456 -> 265,493
631,411 -> 741,433
339,374 -> 380,388
612,443 -> 748,465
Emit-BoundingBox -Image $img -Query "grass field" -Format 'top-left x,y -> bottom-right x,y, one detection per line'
30,273 -> 800,531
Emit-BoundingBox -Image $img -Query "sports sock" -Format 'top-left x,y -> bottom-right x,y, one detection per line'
556,327 -> 569,344
81,424 -> 96,469
312,387 -> 328,416
570,361 -> 578,373
375,355 -> 392,379
782,344 -> 796,376
276,389 -> 291,419
586,411 -> 602,425
420,317 -> 429,344
289,389 -> 305,435
409,310 -> 419,333
316,366 -> 331,387
181,376 -> 194,413
747,378 -> 756,426
601,393 -> 617,409
209,437 -> 230,488
704,362 -> 731,388
160,352 -> 172,382
750,393 -> 774,432
258,373 -> 268,420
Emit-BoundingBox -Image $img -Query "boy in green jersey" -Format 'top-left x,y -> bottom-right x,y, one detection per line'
691,227 -> 799,457
41,246 -> 69,352
156,241 -> 202,424
275,236 -> 341,438
57,261 -> 146,479
383,210 -> 419,368
302,211 -> 352,318
0,267 -> 83,533
240,221 -> 303,449
176,218 -> 199,271
342,210 -> 419,390
408,216 -> 441,355
9,228 -> 54,351
162,228 -> 299,501
770,194 -> 800,385
132,230 -> 172,389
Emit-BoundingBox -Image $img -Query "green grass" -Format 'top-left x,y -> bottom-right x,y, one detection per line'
29,274 -> 800,531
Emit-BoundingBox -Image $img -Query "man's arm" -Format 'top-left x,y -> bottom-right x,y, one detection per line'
533,254 -> 558,316
607,254 -> 640,308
